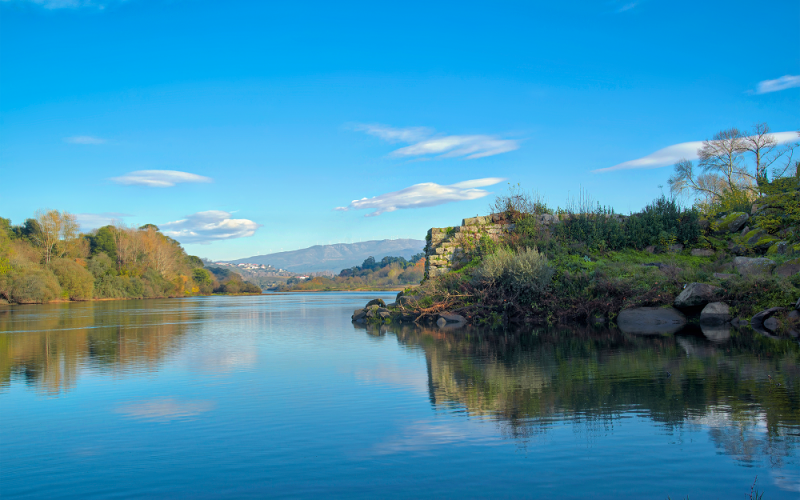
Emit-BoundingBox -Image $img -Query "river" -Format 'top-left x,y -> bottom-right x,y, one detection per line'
1,293 -> 798,498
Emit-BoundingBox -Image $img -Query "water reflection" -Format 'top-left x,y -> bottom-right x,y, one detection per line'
357,322 -> 800,467
0,300 -> 206,394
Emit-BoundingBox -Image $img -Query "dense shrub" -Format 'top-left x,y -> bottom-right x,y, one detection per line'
7,267 -> 62,303
553,196 -> 699,251
142,268 -> 172,297
473,246 -> 553,301
49,258 -> 94,300
94,275 -> 128,298
192,268 -> 214,294
88,253 -> 115,279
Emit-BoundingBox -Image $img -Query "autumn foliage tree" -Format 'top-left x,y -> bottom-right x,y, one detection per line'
0,211 -> 261,304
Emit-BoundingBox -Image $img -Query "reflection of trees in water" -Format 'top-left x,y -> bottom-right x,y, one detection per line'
0,300 -> 205,394
358,323 -> 800,466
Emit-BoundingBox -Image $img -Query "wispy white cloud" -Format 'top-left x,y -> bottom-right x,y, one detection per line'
336,177 -> 505,217
353,124 -> 432,144
110,170 -> 213,187
353,123 -> 520,160
162,210 -> 261,244
617,2 -> 639,12
755,75 -> 800,94
64,135 -> 106,145
3,0 -> 124,9
75,212 -> 131,230
595,131 -> 799,173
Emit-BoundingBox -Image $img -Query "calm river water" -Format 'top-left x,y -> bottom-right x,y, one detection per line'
1,293 -> 799,499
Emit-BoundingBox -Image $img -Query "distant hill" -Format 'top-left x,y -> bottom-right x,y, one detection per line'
225,239 -> 426,273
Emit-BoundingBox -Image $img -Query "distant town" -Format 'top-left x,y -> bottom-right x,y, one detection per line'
209,262 -> 336,285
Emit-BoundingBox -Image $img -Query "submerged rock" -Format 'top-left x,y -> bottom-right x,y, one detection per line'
617,307 -> 687,335
700,302 -> 731,325
674,283 -> 721,310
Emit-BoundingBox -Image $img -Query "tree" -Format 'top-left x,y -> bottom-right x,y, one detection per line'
90,226 -> 118,259
49,258 -> 94,300
192,268 -> 214,294
669,124 -> 799,208
32,210 -> 79,264
140,226 -> 179,277
186,255 -> 204,268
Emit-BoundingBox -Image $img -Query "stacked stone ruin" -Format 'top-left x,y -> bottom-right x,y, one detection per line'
424,213 -> 560,278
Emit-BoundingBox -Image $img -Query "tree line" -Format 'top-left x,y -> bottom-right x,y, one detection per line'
280,254 -> 426,291
0,210 -> 260,304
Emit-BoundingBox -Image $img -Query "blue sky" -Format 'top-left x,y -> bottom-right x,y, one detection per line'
1,0 -> 798,261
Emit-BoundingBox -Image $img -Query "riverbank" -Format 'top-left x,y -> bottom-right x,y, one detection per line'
353,191 -> 800,337
0,291 -> 265,307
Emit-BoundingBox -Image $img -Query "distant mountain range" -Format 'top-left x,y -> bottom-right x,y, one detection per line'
224,239 -> 426,273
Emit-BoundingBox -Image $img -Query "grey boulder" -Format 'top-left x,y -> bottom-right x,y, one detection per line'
763,317 -> 779,332
617,307 -> 687,335
774,258 -> 800,279
700,302 -> 731,325
674,283 -> 721,309
714,212 -> 749,234
733,257 -> 776,277
437,312 -> 467,328
397,295 -> 418,307
751,307 -> 785,329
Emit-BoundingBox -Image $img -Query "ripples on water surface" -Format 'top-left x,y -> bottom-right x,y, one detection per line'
1,293 -> 799,499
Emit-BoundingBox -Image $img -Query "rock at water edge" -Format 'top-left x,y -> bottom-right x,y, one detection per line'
674,283 -> 721,310
617,307 -> 687,335
700,302 -> 731,325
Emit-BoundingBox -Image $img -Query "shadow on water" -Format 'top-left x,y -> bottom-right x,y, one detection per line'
355,321 -> 800,467
0,299 -> 207,395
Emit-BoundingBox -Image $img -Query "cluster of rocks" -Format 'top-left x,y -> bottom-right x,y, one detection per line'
705,210 -> 799,275
617,282 -> 799,339
351,293 -> 467,329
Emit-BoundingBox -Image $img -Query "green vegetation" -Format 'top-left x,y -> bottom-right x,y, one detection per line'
278,254 -> 425,291
405,129 -> 799,326
0,210 -> 261,304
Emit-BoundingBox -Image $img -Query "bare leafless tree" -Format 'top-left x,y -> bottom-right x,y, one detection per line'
669,124 -> 800,205
668,159 -> 727,204
741,123 -> 777,181
697,127 -> 754,193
